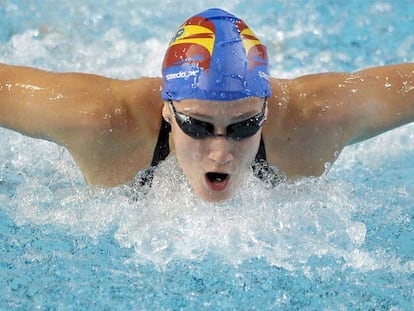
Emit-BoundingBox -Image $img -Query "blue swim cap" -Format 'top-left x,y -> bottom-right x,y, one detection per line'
161,8 -> 271,101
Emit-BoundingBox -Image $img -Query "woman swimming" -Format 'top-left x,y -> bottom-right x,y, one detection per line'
0,8 -> 413,202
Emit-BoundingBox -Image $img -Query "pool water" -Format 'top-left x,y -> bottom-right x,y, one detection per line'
0,0 -> 413,310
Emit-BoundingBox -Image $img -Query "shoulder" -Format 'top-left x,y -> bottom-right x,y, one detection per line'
66,76 -> 165,186
110,77 -> 164,119
262,75 -> 354,177
267,73 -> 355,126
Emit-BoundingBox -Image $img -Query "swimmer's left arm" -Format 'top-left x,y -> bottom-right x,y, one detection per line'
338,63 -> 414,144
290,63 -> 414,145
264,63 -> 414,178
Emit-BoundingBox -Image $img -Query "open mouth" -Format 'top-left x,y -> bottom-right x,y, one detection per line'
206,172 -> 229,183
205,172 -> 230,191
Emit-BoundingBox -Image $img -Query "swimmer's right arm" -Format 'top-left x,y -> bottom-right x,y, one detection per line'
0,63 -> 165,185
0,63 -> 126,140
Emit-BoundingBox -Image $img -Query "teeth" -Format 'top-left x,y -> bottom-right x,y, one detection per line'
213,175 -> 223,182
206,173 -> 228,183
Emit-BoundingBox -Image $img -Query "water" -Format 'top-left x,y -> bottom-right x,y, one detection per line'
1,0 -> 413,310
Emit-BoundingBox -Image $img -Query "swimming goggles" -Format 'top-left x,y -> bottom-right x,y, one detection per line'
168,99 -> 267,140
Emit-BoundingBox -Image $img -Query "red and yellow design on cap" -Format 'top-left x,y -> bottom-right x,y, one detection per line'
163,16 -> 215,71
236,20 -> 268,69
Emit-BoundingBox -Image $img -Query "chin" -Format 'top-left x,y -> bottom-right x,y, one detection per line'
200,194 -> 231,203
195,187 -> 233,203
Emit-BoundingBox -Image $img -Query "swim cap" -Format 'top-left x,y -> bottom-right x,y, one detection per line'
161,8 -> 271,101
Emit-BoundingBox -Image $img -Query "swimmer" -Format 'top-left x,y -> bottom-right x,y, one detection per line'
0,8 -> 413,202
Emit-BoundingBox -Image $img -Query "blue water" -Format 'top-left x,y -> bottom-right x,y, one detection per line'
1,0 -> 413,310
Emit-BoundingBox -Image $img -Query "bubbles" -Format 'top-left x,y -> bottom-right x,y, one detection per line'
0,141 -> 375,272
54,155 -> 367,271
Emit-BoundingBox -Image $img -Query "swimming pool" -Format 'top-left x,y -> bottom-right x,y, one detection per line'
0,0 -> 413,309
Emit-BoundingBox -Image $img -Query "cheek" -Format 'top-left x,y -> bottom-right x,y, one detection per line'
235,133 -> 262,163
171,128 -> 204,162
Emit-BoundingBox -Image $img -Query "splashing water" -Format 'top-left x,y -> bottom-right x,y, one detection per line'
0,151 -> 396,272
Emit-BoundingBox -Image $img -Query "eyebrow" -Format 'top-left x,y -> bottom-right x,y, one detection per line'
179,106 -> 263,122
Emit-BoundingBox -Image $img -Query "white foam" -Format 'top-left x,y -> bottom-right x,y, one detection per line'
115,156 -> 369,269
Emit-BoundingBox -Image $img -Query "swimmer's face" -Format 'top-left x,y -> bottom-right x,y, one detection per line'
163,97 -> 266,202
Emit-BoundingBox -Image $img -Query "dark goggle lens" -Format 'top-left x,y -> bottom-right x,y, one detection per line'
179,118 -> 214,139
227,122 -> 261,139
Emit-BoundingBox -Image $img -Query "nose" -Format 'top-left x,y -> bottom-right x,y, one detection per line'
207,136 -> 234,165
